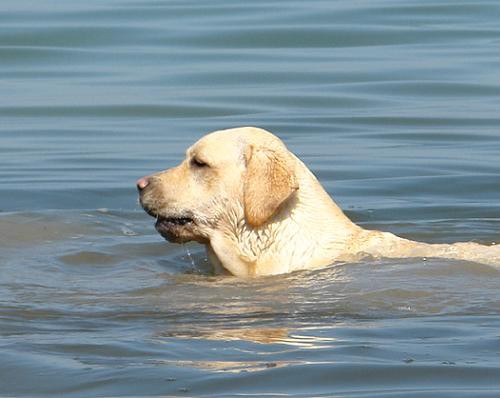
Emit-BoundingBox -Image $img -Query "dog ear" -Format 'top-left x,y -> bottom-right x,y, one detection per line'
244,145 -> 298,228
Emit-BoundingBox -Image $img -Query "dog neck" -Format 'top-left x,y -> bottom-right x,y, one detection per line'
206,158 -> 362,276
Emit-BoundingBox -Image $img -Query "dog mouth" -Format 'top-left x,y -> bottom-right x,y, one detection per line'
140,202 -> 194,228
140,199 -> 207,243
155,216 -> 194,235
154,215 -> 199,243
155,216 -> 194,227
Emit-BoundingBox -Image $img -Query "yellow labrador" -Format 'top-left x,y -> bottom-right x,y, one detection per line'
137,127 -> 499,276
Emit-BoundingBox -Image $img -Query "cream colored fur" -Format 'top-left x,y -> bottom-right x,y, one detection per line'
138,127 -> 499,276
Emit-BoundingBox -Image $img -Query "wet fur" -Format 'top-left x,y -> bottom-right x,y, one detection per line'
139,127 -> 499,276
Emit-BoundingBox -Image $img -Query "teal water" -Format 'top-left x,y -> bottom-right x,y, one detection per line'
1,1 -> 499,396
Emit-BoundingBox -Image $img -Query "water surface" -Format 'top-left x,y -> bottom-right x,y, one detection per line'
1,1 -> 499,396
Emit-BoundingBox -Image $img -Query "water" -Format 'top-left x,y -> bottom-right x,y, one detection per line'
1,0 -> 499,396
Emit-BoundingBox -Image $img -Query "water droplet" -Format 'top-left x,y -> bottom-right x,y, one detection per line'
184,245 -> 196,267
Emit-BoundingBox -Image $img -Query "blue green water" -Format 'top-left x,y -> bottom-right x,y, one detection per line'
1,1 -> 499,396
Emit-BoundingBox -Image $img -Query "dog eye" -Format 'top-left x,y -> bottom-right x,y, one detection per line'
191,157 -> 209,168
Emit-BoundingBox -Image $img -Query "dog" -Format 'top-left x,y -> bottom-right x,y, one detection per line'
137,127 -> 499,276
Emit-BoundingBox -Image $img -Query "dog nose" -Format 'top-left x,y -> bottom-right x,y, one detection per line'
136,176 -> 150,192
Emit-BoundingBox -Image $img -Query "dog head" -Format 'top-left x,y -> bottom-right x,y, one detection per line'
137,127 -> 298,244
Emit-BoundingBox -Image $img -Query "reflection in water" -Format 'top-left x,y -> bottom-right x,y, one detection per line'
157,327 -> 290,344
156,326 -> 337,348
148,358 -> 302,374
